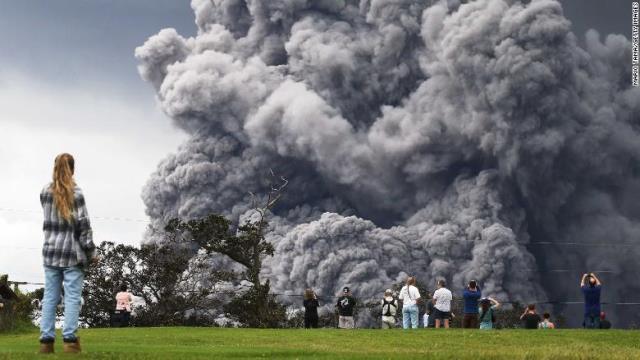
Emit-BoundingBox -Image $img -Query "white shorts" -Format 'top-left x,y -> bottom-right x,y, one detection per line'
339,316 -> 355,329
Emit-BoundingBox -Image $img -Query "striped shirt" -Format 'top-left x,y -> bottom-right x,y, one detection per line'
40,183 -> 95,268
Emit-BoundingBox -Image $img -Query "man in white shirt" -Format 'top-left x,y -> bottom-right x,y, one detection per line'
398,276 -> 422,329
432,279 -> 453,328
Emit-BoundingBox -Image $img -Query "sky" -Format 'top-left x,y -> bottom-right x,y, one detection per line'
0,0 -> 632,287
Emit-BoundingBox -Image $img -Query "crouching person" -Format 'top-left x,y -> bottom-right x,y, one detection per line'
381,289 -> 398,329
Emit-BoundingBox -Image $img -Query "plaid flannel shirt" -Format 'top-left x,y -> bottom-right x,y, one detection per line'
40,184 -> 95,268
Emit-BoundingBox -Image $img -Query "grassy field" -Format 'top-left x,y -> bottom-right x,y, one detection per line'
0,327 -> 638,359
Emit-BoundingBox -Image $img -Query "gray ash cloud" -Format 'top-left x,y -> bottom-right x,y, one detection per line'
136,0 -> 640,326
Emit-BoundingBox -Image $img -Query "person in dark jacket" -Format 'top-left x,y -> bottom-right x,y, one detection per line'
581,273 -> 602,329
520,304 -> 541,329
423,293 -> 435,327
462,280 -> 482,328
303,288 -> 319,328
336,287 -> 356,328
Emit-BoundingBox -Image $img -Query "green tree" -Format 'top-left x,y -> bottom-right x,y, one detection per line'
165,172 -> 288,327
82,241 -> 233,327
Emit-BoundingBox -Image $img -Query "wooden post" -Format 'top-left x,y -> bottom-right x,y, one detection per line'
0,274 -> 7,331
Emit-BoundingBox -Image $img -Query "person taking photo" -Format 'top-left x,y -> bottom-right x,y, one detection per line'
581,272 -> 602,329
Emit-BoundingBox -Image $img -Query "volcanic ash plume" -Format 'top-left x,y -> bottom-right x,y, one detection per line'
136,0 -> 640,325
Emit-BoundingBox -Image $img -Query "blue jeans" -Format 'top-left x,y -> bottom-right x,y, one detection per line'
584,314 -> 601,329
40,266 -> 84,342
402,304 -> 419,329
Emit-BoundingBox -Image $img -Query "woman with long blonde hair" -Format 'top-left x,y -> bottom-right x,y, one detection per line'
39,153 -> 95,354
398,276 -> 422,329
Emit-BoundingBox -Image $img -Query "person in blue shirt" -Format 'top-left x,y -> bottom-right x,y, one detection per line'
462,280 -> 481,328
580,272 -> 602,329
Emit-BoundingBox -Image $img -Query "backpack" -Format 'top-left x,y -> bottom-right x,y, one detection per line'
382,298 -> 397,316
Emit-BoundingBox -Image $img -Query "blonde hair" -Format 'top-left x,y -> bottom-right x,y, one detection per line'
51,153 -> 76,222
304,288 -> 314,300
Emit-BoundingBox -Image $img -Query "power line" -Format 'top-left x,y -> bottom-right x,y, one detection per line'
527,241 -> 640,247
1,207 -> 639,247
0,240 -> 138,251
0,207 -> 149,223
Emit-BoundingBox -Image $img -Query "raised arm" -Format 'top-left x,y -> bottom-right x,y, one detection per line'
580,273 -> 588,287
489,297 -> 500,308
520,307 -> 528,320
590,273 -> 602,286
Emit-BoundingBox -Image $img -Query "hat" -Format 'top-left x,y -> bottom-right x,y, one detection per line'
343,287 -> 350,293
384,289 -> 393,295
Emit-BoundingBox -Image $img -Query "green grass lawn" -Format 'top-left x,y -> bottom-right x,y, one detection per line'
0,327 -> 638,359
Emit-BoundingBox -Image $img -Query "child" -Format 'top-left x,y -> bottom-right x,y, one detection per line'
538,313 -> 555,329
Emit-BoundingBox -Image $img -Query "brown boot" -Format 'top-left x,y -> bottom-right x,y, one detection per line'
39,341 -> 54,354
63,338 -> 81,354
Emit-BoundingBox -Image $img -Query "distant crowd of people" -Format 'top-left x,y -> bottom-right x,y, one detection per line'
302,272 -> 612,330
36,153 -> 614,355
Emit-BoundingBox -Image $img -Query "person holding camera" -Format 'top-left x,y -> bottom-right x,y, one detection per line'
336,287 -> 356,329
462,280 -> 482,329
398,276 -> 422,329
580,272 -> 602,329
303,288 -> 319,328
479,297 -> 500,330
520,304 -> 541,329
